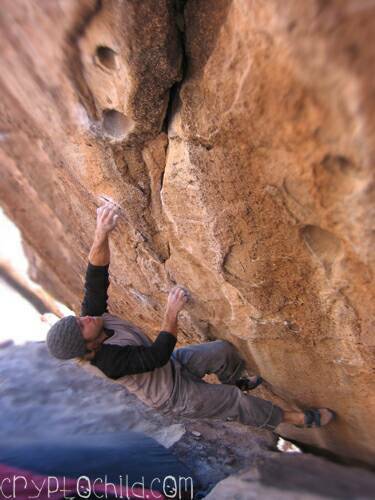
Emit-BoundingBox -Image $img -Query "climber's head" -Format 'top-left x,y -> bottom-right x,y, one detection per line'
46,315 -> 104,360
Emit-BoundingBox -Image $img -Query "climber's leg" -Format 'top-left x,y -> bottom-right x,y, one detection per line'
159,363 -> 334,430
173,340 -> 246,384
161,363 -> 283,430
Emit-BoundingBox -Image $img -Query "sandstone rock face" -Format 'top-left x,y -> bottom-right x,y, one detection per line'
0,0 -> 374,464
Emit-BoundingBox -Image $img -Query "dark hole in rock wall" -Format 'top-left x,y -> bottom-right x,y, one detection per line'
95,46 -> 118,71
102,109 -> 134,139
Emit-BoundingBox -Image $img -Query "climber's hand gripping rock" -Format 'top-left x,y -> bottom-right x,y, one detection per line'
96,201 -> 120,236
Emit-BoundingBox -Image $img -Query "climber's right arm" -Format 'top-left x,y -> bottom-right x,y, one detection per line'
91,333 -> 177,378
90,286 -> 189,378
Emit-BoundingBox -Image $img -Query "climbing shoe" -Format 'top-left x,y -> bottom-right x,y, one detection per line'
235,376 -> 263,392
296,408 -> 336,428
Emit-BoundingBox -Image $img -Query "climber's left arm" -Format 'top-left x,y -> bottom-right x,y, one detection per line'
88,202 -> 119,266
81,202 -> 119,316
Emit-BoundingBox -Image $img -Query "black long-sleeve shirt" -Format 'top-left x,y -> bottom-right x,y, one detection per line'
81,263 -> 176,379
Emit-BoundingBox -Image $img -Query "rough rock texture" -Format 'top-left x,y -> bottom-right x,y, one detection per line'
0,0 -> 374,466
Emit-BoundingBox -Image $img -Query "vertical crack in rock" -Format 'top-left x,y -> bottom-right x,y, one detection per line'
162,0 -> 188,137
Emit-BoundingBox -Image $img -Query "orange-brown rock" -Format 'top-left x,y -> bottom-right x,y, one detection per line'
0,0 -> 374,464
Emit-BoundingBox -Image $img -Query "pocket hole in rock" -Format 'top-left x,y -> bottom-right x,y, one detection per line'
95,46 -> 118,70
102,109 -> 133,139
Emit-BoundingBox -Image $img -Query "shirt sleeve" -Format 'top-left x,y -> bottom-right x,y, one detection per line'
80,263 -> 109,317
90,331 -> 177,379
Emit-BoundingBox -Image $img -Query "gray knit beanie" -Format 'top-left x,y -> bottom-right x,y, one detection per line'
46,315 -> 87,359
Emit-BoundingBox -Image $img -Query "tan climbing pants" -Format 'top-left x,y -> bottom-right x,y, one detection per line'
158,340 -> 284,430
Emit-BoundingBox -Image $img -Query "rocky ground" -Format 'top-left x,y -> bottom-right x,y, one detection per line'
1,341 -> 375,499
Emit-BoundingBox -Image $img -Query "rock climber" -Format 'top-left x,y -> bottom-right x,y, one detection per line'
46,201 -> 335,430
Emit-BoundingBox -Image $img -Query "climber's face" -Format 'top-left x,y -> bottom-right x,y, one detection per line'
77,316 -> 104,352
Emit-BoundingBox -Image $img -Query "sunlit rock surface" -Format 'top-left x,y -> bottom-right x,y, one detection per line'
0,0 -> 374,464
